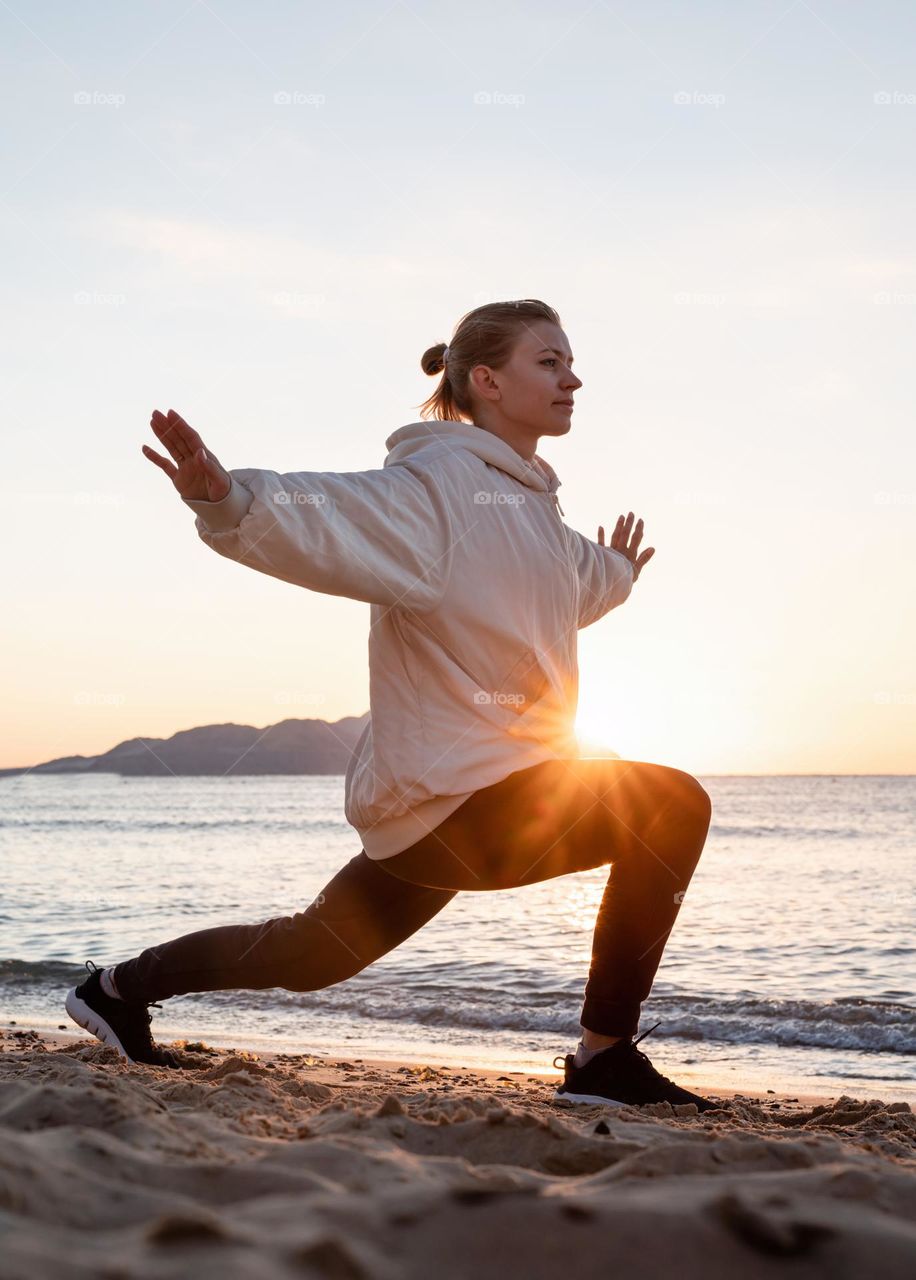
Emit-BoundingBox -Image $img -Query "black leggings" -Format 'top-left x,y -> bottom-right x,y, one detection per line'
113,757 -> 712,1038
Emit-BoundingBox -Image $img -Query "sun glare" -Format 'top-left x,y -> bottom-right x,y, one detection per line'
574,703 -> 623,759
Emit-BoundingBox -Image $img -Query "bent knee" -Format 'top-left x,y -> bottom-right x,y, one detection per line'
672,769 -> 712,826
648,765 -> 712,827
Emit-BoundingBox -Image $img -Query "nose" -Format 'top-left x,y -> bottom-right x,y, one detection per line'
563,370 -> 582,391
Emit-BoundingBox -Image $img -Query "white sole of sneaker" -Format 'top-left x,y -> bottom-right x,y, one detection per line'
65,988 -> 131,1063
552,1090 -> 628,1107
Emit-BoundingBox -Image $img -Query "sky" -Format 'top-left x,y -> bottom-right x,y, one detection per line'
1,0 -> 914,775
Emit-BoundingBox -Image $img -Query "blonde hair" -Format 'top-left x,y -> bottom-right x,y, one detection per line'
417,298 -> 562,423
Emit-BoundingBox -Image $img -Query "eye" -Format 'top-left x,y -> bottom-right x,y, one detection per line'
541,358 -> 557,367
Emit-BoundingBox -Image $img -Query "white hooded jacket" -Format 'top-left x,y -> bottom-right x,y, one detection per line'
182,420 -> 635,859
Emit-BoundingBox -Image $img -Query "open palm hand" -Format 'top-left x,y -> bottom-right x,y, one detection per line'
142,408 -> 231,503
598,511 -> 655,582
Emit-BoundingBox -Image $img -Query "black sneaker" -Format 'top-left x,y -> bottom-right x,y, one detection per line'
65,960 -> 180,1068
552,1022 -> 720,1113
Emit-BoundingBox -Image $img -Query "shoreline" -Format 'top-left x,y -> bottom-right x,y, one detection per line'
3,1024 -> 863,1109
13,1015 -> 915,1108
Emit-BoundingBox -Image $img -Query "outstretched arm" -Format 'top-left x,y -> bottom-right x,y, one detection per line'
143,408 -> 451,612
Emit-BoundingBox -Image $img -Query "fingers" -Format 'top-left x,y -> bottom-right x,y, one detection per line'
149,409 -> 185,464
609,511 -> 630,554
632,546 -> 656,581
600,513 -> 653,570
166,408 -> 204,452
141,442 -> 178,481
629,516 -> 644,557
150,407 -> 203,464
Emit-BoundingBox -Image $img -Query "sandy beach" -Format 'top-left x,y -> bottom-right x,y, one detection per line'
1,1024 -> 914,1278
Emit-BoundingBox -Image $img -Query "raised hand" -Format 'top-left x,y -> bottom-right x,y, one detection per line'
142,408 -> 231,503
598,511 -> 655,582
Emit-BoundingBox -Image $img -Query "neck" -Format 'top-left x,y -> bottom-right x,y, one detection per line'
472,415 -> 539,463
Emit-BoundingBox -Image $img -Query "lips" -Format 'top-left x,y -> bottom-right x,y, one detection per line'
554,401 -> 574,407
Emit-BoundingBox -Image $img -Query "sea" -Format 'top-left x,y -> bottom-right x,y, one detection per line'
1,773 -> 913,1102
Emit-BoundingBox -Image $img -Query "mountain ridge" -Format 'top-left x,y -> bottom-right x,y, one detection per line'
0,713 -> 371,778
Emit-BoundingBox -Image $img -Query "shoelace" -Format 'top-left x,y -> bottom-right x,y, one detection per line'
624,1021 -> 676,1085
554,1020 -> 673,1080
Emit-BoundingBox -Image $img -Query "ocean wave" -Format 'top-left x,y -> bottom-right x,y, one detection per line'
7,961 -> 914,1055
199,983 -> 916,1055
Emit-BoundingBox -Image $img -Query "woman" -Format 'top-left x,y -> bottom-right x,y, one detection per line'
66,299 -> 717,1112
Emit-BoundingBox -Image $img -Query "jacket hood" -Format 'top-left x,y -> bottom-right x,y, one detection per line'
385,420 -> 562,497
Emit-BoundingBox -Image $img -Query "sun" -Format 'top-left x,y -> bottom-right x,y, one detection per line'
573,703 -> 623,759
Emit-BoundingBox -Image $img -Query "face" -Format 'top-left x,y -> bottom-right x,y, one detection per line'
467,320 -> 583,448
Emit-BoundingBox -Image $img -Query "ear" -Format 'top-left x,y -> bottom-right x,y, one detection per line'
469,363 -> 500,401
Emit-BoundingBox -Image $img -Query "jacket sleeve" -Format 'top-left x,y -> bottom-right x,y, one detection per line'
181,463 -> 452,612
566,526 -> 635,629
